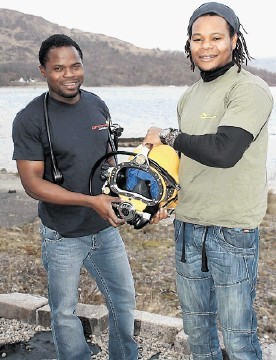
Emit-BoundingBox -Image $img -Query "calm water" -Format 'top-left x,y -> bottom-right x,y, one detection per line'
1,85 -> 276,188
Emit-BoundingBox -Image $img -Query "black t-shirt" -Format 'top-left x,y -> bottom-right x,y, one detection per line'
12,89 -> 111,237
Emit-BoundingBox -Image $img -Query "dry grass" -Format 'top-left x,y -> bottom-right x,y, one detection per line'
0,193 -> 275,344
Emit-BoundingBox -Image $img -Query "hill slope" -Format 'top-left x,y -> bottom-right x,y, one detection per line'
0,8 -> 276,86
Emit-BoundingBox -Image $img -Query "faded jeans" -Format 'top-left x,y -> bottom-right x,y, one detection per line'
174,220 -> 262,360
40,224 -> 138,360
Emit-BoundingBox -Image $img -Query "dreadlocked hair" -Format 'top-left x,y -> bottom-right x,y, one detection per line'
185,20 -> 254,73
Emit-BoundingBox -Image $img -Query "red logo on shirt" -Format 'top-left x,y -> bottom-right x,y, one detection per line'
91,123 -> 109,131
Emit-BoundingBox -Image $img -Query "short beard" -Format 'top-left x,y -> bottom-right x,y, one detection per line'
59,90 -> 80,99
198,64 -> 219,73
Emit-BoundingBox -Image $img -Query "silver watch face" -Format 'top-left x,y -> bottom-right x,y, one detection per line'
160,128 -> 170,139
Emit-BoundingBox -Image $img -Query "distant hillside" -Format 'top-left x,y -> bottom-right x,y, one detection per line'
0,8 -> 276,87
251,57 -> 276,74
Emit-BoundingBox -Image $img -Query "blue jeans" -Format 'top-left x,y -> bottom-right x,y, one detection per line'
40,224 -> 138,360
174,220 -> 262,360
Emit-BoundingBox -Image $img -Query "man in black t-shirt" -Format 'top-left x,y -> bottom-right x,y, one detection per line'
12,34 -> 138,360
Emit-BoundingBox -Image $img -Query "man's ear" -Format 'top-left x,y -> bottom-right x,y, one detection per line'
231,33 -> 238,50
39,65 -> 46,78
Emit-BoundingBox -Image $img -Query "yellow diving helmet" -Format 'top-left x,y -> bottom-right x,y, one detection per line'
89,144 -> 180,229
124,144 -> 180,208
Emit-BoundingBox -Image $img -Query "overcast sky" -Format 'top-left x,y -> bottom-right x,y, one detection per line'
1,0 -> 275,58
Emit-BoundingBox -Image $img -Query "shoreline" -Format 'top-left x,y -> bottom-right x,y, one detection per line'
118,137 -> 143,147
0,169 -> 276,229
0,170 -> 38,227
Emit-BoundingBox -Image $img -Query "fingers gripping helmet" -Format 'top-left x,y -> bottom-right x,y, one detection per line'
90,144 -> 180,229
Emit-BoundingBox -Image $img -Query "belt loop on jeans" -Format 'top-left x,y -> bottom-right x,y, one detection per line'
201,226 -> 209,272
180,222 -> 186,263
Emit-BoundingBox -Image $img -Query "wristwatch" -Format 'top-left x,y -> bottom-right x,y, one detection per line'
159,128 -> 172,144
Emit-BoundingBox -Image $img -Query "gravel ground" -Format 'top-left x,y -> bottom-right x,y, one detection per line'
0,318 -> 193,360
